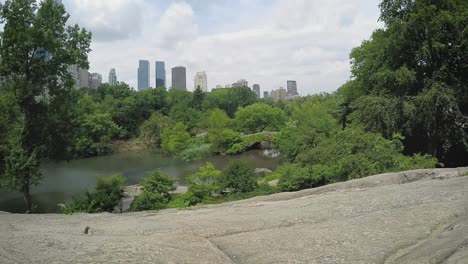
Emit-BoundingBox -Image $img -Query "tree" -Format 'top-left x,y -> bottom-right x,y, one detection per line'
192,86 -> 205,110
160,122 -> 191,155
219,161 -> 257,193
345,0 -> 468,165
234,103 -> 287,133
0,0 -> 91,212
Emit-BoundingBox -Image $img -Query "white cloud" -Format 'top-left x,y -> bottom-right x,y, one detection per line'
64,0 -> 145,42
81,0 -> 382,95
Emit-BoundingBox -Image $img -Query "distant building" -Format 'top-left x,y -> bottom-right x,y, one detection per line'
89,73 -> 102,89
172,66 -> 187,90
78,68 -> 89,88
232,79 -> 248,88
252,84 -> 260,98
263,91 -> 269,98
108,68 -> 117,85
138,60 -> 150,91
155,61 -> 166,88
287,80 -> 298,96
194,71 -> 208,92
216,85 -> 223,89
67,65 -> 79,88
225,84 -> 231,88
270,87 -> 288,101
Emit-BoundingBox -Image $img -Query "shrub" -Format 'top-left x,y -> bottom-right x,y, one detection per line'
219,161 -> 257,193
63,175 -> 127,214
276,163 -> 311,191
130,169 -> 176,211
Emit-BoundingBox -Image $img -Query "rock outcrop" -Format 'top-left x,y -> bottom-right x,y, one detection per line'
1,168 -> 468,263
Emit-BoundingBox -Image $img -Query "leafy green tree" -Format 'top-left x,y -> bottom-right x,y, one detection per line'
219,161 -> 257,193
234,103 -> 287,133
139,112 -> 174,146
73,112 -> 123,157
0,0 -> 91,212
192,86 -> 206,110
131,169 -> 176,211
204,87 -> 258,117
344,0 -> 468,165
161,122 -> 191,155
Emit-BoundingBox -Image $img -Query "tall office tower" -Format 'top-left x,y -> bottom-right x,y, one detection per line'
138,60 -> 150,91
253,84 -> 260,98
172,66 -> 187,90
287,80 -> 298,96
155,61 -> 166,88
263,91 -> 269,98
89,73 -> 102,89
194,71 -> 208,92
78,68 -> 90,88
108,68 -> 117,85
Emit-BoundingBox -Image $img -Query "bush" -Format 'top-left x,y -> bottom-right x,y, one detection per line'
130,169 -> 176,211
63,175 -> 127,214
179,141 -> 212,161
276,163 -> 311,191
219,161 -> 257,193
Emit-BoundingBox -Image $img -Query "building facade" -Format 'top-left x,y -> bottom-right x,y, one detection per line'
89,73 -> 102,89
67,65 -> 79,88
78,68 -> 89,88
270,87 -> 288,102
263,91 -> 269,98
172,66 -> 187,90
138,60 -> 150,91
233,79 -> 248,88
108,68 -> 117,85
253,84 -> 260,98
194,71 -> 208,92
155,61 -> 166,88
287,80 -> 298,96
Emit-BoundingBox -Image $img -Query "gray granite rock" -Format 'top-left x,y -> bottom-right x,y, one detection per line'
1,167 -> 467,263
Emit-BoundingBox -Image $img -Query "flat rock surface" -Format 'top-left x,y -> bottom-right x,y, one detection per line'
1,168 -> 468,263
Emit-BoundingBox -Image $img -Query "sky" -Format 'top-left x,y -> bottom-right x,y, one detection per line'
3,0 -> 383,95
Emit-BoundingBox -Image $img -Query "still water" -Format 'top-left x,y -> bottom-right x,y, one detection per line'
0,150 -> 281,213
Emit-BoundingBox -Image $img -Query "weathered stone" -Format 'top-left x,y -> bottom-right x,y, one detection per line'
1,167 -> 467,264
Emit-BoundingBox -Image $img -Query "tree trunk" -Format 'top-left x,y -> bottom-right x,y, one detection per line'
23,184 -> 32,213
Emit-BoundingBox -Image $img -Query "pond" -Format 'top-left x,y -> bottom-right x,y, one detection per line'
0,150 -> 281,213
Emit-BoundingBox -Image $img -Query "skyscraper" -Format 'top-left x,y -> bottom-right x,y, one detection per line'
287,80 -> 298,96
172,66 -> 187,90
253,84 -> 260,98
155,61 -> 166,88
194,71 -> 208,92
108,68 -> 117,85
89,73 -> 102,89
263,91 -> 269,98
138,60 -> 150,91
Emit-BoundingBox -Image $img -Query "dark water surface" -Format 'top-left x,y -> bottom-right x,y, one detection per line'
0,150 -> 281,213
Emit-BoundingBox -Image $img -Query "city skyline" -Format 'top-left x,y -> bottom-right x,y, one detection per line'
55,0 -> 382,95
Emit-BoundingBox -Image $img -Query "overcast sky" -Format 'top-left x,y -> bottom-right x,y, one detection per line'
3,0 -> 383,94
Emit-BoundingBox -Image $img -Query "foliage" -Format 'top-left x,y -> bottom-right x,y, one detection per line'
130,169 -> 176,211
63,175 -> 126,214
234,103 -> 287,133
0,0 -> 92,211
161,122 -> 191,155
219,161 -> 258,193
179,162 -> 222,206
344,0 -> 468,165
204,87 -> 258,117
275,163 -> 311,192
139,112 -> 174,146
